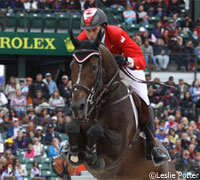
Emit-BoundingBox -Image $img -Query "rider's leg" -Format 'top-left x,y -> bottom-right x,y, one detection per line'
119,69 -> 169,165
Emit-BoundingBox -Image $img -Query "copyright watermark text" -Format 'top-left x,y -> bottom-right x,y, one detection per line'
149,171 -> 199,179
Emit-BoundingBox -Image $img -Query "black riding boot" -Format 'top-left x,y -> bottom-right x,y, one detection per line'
145,106 -> 170,166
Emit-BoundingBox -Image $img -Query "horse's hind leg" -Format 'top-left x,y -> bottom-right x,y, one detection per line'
86,124 -> 105,171
66,120 -> 85,166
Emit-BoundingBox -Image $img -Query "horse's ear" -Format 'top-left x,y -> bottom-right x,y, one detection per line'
69,29 -> 80,49
93,29 -> 103,48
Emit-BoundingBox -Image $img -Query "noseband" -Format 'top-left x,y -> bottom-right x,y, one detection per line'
72,49 -> 119,122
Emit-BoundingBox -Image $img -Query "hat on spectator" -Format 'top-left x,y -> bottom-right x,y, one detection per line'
19,79 -> 25,82
169,76 -> 174,80
168,115 -> 175,121
170,144 -> 176,149
26,77 -> 33,81
45,73 -> 51,77
36,126 -> 43,131
21,129 -> 27,133
179,78 -> 184,81
139,27 -> 146,32
169,19 -> 174,23
28,107 -> 35,112
165,90 -> 171,94
12,118 -> 19,122
163,138 -> 169,143
48,123 -> 55,128
6,138 -> 14,144
51,116 -> 58,121
56,108 -> 64,112
62,75 -> 68,80
159,127 -> 164,131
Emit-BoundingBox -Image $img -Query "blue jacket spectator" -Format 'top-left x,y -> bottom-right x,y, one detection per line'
48,138 -> 60,157
43,73 -> 58,95
7,118 -> 22,139
156,127 -> 166,143
45,124 -> 61,145
152,21 -> 163,38
14,131 -> 28,150
162,90 -> 178,109
189,80 -> 200,103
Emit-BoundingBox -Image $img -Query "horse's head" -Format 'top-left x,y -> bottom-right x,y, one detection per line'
70,30 -> 118,122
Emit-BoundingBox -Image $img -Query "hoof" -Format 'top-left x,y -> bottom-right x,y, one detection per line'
67,152 -> 86,167
87,155 -> 105,171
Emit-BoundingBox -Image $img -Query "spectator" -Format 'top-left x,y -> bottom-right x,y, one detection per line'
162,29 -> 170,45
25,77 -> 33,105
50,116 -> 58,129
0,0 -> 12,14
175,139 -> 182,153
9,109 -> 21,122
180,91 -> 193,119
24,0 -> 38,12
13,158 -> 27,177
153,38 -> 169,70
167,0 -> 180,16
14,130 -> 27,150
175,149 -> 195,172
181,14 -> 194,32
37,108 -> 51,127
182,40 -> 195,70
0,115 -> 11,133
168,127 -> 179,144
43,73 -> 58,95
32,90 -> 48,106
48,138 -> 60,157
169,143 -> 180,163
1,162 -> 22,180
165,19 -> 176,37
162,90 -> 178,114
195,40 -> 200,65
193,152 -> 200,172
161,76 -> 179,97
30,161 -> 41,178
27,121 -> 35,132
25,143 -> 34,158
55,114 -> 66,133
0,89 -> 8,114
84,0 -> 96,9
155,0 -> 166,17
29,73 -> 50,100
48,89 -> 65,109
123,4 -> 137,25
7,118 -> 22,139
156,127 -> 166,142
110,0 -> 124,8
163,138 -> 170,151
192,30 -> 199,46
137,5 -> 149,26
10,89 -> 26,118
59,75 -> 70,103
33,137 -> 44,157
5,76 -> 20,103
152,21 -> 163,38
178,78 -> 189,100
141,39 -> 157,69
181,132 -> 190,149
188,144 -> 196,159
143,0 -> 154,17
27,107 -> 39,125
45,123 -> 61,145
11,0 -> 24,13
4,138 -> 17,157
189,80 -> 200,104
35,126 -> 45,144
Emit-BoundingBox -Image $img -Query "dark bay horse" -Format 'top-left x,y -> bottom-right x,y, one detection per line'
66,30 -> 178,180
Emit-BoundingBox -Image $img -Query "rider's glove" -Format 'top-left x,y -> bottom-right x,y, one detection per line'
113,54 -> 134,68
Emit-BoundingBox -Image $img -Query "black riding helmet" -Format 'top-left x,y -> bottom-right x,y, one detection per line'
81,8 -> 108,30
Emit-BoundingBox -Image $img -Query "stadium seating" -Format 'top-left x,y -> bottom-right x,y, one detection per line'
29,13 -> 44,32
16,12 -> 30,32
57,14 -> 70,33
4,13 -> 16,32
43,14 -> 57,33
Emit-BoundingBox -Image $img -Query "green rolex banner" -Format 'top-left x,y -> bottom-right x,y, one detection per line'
0,32 -> 76,56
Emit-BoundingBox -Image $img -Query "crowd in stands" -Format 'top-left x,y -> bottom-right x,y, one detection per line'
0,0 -> 200,179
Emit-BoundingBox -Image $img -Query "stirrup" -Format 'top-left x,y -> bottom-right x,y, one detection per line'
151,146 -> 171,167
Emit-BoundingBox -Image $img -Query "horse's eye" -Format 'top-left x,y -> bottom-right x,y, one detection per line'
92,64 -> 98,72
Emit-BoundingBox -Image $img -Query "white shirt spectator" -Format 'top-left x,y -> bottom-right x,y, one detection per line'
0,92 -> 8,106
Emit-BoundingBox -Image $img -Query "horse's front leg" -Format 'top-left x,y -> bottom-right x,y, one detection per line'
86,124 -> 105,171
66,120 -> 85,166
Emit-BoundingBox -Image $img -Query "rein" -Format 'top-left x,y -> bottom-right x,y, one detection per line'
121,67 -> 176,89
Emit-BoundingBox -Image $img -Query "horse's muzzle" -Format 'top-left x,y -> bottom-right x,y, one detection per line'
71,97 -> 86,119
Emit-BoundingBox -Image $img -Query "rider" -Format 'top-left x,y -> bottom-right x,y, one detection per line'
77,7 -> 169,166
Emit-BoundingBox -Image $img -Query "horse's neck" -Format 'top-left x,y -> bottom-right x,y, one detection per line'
99,45 -> 119,83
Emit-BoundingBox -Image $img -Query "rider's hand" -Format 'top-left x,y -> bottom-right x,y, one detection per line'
113,54 -> 134,68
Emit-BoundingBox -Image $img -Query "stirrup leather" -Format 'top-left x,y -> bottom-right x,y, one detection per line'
151,146 -> 171,167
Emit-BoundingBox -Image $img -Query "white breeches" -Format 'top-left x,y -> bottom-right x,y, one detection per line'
119,68 -> 150,106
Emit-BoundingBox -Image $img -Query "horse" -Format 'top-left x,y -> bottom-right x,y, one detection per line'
65,29 -> 178,180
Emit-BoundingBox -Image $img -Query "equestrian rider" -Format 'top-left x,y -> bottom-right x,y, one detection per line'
77,8 -> 169,166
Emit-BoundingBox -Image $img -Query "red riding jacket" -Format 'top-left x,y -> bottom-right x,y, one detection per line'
77,25 -> 146,70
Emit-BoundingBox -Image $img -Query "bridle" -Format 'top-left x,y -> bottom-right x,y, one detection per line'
72,49 -> 119,122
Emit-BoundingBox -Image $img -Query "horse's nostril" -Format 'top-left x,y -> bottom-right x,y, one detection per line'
80,103 -> 85,111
